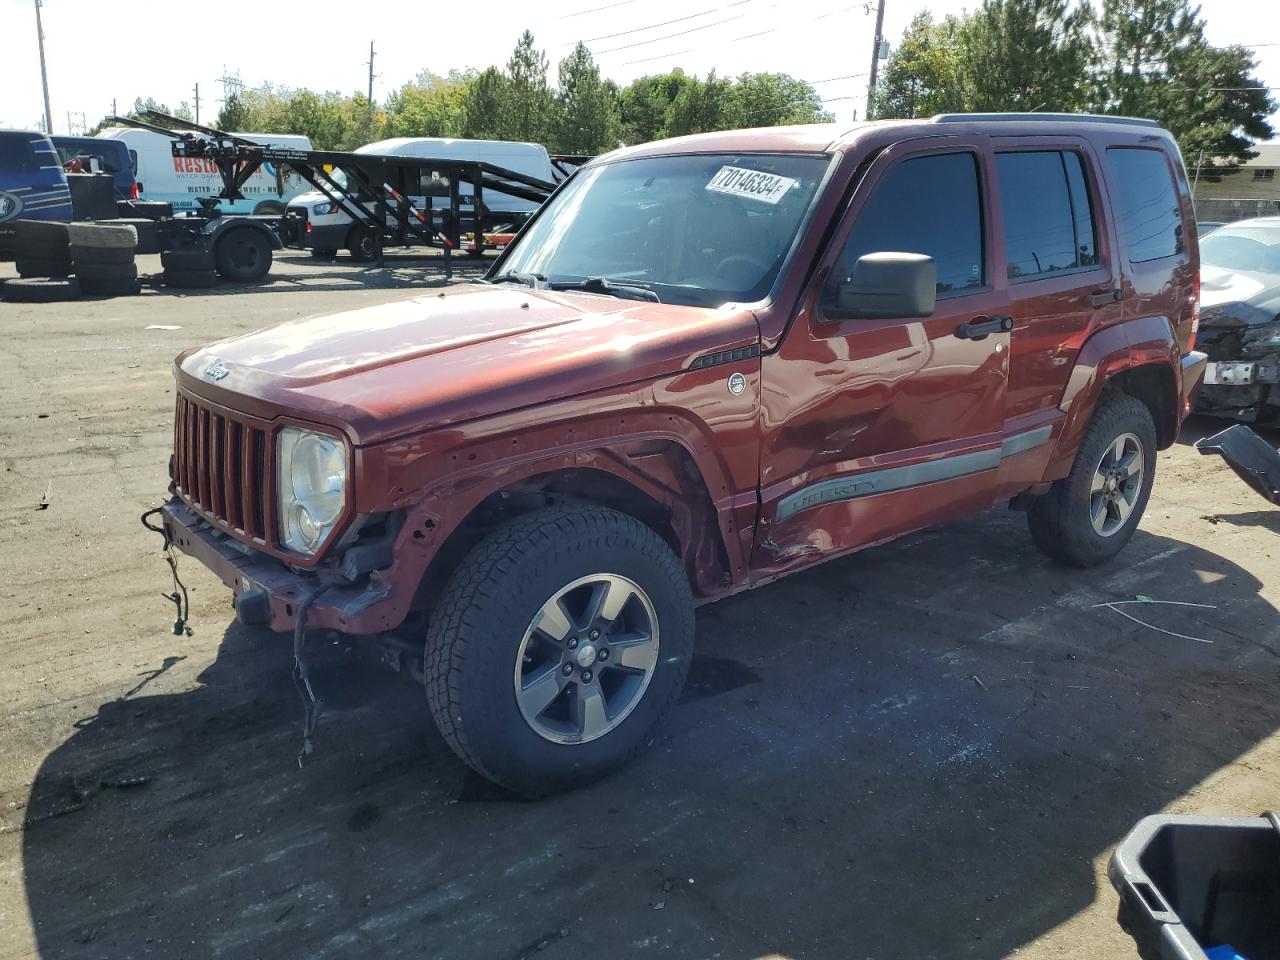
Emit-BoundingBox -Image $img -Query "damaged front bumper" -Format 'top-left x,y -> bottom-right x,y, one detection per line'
1195,322 -> 1280,422
160,499 -> 393,634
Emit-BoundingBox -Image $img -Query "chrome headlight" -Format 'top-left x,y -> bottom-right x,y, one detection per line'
277,427 -> 347,554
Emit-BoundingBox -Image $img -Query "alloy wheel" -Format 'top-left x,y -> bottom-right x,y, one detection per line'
514,573 -> 660,744
1090,432 -> 1144,537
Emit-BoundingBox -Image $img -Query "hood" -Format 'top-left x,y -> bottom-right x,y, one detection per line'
176,285 -> 760,445
288,191 -> 327,209
1200,264 -> 1280,327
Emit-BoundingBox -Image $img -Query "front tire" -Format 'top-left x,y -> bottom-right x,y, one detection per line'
1028,393 -> 1157,567
424,505 -> 694,796
214,229 -> 272,282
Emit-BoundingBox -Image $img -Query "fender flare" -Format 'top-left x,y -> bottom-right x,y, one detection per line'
355,413 -> 752,630
1042,315 -> 1181,481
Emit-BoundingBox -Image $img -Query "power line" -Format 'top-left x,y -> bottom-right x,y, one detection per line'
622,48 -> 694,66
557,0 -> 641,19
596,12 -> 749,54
576,1 -> 751,44
732,4 -> 858,42
805,72 -> 870,85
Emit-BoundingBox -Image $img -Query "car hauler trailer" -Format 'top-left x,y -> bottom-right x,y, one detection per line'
130,111 -> 563,279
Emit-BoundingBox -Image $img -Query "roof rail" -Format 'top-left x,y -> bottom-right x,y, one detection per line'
932,112 -> 1160,128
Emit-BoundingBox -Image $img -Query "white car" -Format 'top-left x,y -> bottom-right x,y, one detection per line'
95,128 -> 313,215
286,137 -> 555,259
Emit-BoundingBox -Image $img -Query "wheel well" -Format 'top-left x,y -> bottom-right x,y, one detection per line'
1107,363 -> 1178,448
411,465 -> 727,614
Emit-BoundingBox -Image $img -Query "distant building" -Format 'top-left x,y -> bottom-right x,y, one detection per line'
1193,142 -> 1280,224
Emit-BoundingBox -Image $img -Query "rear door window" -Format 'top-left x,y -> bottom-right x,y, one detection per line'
996,151 -> 1098,280
838,152 -> 985,295
1105,147 -> 1184,262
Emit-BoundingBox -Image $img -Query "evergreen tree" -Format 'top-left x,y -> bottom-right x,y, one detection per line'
1092,0 -> 1274,169
215,92 -> 251,132
504,30 -> 554,142
872,13 -> 967,118
462,67 -> 509,140
958,0 -> 1093,112
552,43 -> 621,154
730,73 -> 831,128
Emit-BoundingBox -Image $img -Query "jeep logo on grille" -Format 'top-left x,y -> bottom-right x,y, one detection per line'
203,360 -> 230,382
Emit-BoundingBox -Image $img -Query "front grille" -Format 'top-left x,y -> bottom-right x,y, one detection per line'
173,394 -> 272,544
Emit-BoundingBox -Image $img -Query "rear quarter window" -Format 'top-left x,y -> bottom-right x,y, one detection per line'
0,133 -> 39,173
1105,147 -> 1184,263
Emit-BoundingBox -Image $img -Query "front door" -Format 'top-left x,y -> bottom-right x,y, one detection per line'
753,137 -> 1013,576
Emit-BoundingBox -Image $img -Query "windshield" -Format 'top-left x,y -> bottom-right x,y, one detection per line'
497,152 -> 830,307
1200,222 -> 1280,274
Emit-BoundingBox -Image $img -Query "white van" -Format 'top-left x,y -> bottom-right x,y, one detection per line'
95,128 -> 313,215
285,137 -> 554,259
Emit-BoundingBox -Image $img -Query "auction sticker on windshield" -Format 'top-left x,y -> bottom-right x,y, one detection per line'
706,166 -> 798,204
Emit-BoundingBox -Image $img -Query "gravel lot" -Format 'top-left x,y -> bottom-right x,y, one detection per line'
1,252 -> 1278,960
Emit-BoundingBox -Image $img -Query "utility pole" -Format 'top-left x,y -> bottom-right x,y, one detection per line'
112,97 -> 117,118
34,0 -> 53,134
366,41 -> 376,109
865,0 -> 887,121
193,83 -> 200,124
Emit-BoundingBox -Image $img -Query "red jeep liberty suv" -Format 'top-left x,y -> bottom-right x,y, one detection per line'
158,113 -> 1207,794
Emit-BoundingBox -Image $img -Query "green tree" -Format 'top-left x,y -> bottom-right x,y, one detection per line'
1092,0 -> 1275,170
667,70 -> 734,137
385,70 -> 472,139
729,72 -> 831,127
552,43 -> 621,153
461,67 -> 509,139
617,72 -> 695,144
130,96 -> 170,118
504,30 -> 554,142
215,92 -> 252,132
872,12 -> 968,118
957,0 -> 1094,112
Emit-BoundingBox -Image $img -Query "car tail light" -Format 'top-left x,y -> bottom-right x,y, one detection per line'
130,182 -> 140,200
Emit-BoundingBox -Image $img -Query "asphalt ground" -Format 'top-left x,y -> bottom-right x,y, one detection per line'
1,251 -> 1277,960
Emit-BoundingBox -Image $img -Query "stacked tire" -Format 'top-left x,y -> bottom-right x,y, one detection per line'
1,221 -> 79,303
162,246 -> 217,290
69,223 -> 140,297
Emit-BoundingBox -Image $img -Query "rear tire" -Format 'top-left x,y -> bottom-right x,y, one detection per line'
163,269 -> 217,290
1028,393 -> 1157,567
80,277 -> 141,297
16,256 -> 72,278
214,228 -> 271,282
74,262 -> 138,282
161,248 -> 215,272
67,222 -> 137,250
70,245 -> 134,265
2,277 -> 81,303
424,505 -> 694,796
346,227 -> 376,261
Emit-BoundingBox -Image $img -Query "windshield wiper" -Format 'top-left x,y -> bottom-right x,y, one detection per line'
488,271 -> 546,287
549,276 -> 662,303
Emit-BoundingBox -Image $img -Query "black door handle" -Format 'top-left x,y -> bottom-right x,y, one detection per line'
1089,288 -> 1122,307
955,315 -> 1013,340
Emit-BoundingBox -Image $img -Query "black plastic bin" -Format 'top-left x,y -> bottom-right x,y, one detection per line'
1110,814 -> 1280,960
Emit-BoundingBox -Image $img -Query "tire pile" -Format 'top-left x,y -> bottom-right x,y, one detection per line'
162,246 -> 217,290
70,223 -> 141,297
1,220 -> 140,303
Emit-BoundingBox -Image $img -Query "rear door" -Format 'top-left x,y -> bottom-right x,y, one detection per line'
989,136 -> 1120,492
753,136 -> 1014,574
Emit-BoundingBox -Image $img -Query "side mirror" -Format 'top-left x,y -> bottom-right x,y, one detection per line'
823,252 -> 937,320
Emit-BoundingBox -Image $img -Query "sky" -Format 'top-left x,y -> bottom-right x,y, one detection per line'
1,0 -> 1277,136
